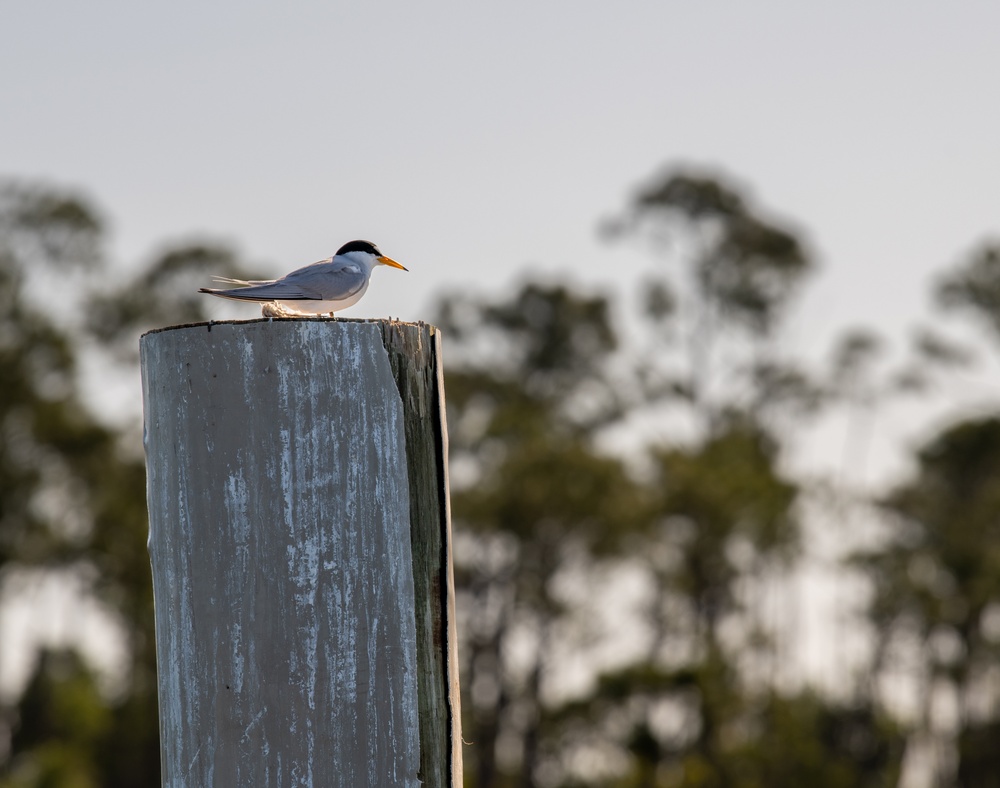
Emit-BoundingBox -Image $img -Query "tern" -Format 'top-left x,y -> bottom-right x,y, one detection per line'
198,240 -> 407,317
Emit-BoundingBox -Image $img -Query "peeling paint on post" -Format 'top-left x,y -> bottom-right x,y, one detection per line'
140,318 -> 462,788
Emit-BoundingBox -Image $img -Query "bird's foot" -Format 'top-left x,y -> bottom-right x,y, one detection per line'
262,302 -> 307,318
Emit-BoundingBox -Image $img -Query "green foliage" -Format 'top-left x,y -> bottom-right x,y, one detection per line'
0,188 -> 112,568
650,418 -> 799,627
860,417 -> 1000,665
0,183 -> 103,273
12,650 -> 111,752
550,674 -> 903,788
0,649 -> 128,788
607,170 -> 813,337
936,240 -> 1000,341
655,420 -> 797,557
439,282 -> 622,434
87,242 -> 250,358
728,694 -> 903,788
957,720 -> 1000,787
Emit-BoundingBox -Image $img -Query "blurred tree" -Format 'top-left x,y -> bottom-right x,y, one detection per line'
86,241 -> 249,361
440,167 -> 905,787
838,238 -> 1000,786
857,417 -> 1000,786
439,283 -> 648,787
552,684 -> 902,788
3,648 -> 109,788
936,240 -> 1000,341
602,169 -> 817,433
565,169 -> 827,785
0,183 -> 105,569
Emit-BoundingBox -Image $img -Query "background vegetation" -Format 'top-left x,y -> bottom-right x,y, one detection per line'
1,167 -> 999,786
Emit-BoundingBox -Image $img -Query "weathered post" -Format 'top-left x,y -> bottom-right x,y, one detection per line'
140,318 -> 462,788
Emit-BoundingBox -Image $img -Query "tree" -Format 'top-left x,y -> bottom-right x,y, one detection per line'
840,238 -> 1000,786
856,417 -> 1000,786
602,169 -> 816,432
936,240 -> 1000,342
442,167 -> 906,787
4,649 -> 110,788
564,169 -> 821,785
439,283 -> 648,787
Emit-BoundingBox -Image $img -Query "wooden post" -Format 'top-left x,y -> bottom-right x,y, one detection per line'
140,318 -> 462,788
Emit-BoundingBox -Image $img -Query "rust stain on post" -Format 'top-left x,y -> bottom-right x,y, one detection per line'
141,318 -> 461,787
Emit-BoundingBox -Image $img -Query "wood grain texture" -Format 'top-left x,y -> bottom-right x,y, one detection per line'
140,318 -> 459,787
378,322 -> 463,788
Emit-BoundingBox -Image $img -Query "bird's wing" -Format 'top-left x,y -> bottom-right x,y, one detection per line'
199,282 -> 319,302
277,258 -> 368,301
200,258 -> 367,302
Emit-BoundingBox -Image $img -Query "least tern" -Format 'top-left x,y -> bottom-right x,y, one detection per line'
198,240 -> 407,317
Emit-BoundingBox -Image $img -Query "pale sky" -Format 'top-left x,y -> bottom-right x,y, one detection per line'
5,1 -> 999,354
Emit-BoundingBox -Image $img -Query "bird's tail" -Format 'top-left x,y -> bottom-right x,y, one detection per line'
209,275 -> 274,286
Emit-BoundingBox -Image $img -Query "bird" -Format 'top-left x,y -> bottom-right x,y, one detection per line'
198,240 -> 407,317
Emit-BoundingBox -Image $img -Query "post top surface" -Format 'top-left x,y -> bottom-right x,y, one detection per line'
140,317 -> 437,341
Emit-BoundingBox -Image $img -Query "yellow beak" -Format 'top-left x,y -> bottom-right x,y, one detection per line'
379,255 -> 408,271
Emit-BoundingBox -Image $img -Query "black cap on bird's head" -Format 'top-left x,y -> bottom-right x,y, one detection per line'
336,239 -> 407,271
336,240 -> 382,256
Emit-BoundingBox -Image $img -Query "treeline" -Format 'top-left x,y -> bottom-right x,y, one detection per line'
0,170 -> 998,786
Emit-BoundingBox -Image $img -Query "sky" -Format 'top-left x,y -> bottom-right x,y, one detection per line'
2,0 -> 1000,711
4,1 -> 999,354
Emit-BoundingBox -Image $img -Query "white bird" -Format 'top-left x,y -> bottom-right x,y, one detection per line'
199,240 -> 407,317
